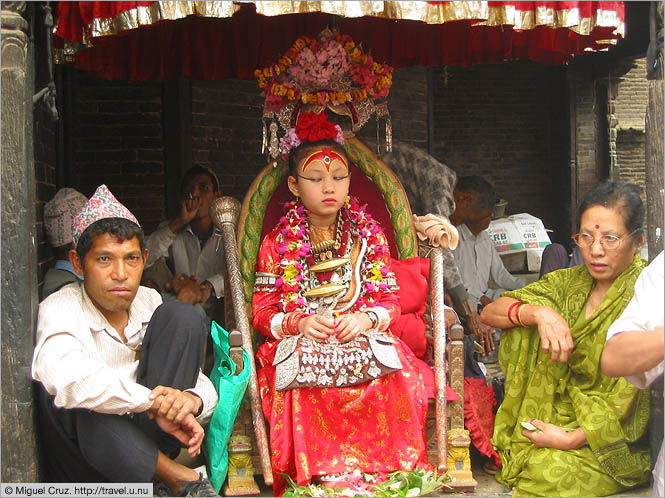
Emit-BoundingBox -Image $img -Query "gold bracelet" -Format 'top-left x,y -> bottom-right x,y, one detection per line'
517,304 -> 526,327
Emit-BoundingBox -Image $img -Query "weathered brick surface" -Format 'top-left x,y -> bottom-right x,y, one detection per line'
34,99 -> 58,292
615,58 -> 648,131
64,57 -> 645,246
615,58 -> 647,190
70,71 -> 166,233
430,61 -> 570,238
618,129 -> 647,187
191,79 -> 265,202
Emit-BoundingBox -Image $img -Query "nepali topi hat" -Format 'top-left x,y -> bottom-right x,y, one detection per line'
72,185 -> 140,248
44,188 -> 87,248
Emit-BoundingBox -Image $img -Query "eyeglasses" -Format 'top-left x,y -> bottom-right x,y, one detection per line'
572,230 -> 638,250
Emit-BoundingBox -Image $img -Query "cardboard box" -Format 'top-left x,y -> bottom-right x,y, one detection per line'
486,214 -> 551,273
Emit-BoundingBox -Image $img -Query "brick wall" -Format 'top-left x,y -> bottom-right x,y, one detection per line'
615,58 -> 648,131
429,61 -> 570,238
34,97 -> 58,293
70,71 -> 166,233
618,129 -> 647,186
615,58 -> 648,190
191,79 -> 265,202
64,60 -> 610,247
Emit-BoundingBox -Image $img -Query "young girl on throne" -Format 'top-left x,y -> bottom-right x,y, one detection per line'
252,111 -> 431,495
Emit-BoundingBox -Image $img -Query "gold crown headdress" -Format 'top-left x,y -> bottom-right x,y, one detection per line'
255,28 -> 394,160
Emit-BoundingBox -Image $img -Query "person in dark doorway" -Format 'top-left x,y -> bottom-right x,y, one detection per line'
41,187 -> 88,300
450,175 -> 526,355
33,185 -> 220,497
143,166 -> 225,320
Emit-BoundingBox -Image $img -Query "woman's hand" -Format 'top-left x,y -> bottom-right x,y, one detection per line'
334,313 -> 373,343
531,305 -> 574,363
522,418 -> 586,450
299,314 -> 335,342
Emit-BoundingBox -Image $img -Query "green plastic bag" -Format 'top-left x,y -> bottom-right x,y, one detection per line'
204,321 -> 250,492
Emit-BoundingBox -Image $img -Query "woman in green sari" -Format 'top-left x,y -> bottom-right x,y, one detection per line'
481,182 -> 651,497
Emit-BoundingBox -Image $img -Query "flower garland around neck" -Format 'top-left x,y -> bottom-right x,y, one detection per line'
274,197 -> 391,313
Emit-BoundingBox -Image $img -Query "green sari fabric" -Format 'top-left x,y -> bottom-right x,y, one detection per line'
492,255 -> 651,497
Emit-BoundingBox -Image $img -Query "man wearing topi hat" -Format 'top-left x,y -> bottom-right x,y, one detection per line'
32,185 -> 220,497
41,187 -> 87,300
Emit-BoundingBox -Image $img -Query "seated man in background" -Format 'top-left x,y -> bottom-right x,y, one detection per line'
33,185 -> 219,497
539,243 -> 583,278
143,166 -> 225,321
602,251 -> 664,497
41,187 -> 88,300
382,142 -> 491,348
450,175 -> 526,354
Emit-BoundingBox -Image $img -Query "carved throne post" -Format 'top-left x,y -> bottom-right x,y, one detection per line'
209,197 -> 273,492
446,323 -> 477,491
223,330 -> 260,496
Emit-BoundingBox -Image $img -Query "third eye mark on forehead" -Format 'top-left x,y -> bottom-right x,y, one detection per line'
301,165 -> 348,176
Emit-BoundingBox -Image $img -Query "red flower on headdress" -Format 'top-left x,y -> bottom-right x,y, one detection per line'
296,112 -> 338,143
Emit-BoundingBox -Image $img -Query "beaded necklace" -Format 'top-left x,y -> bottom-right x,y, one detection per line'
275,197 -> 390,313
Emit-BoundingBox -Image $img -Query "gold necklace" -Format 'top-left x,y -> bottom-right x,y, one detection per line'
310,212 -> 342,262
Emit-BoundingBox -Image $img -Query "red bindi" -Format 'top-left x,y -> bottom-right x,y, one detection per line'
595,224 -> 600,229
117,239 -> 124,244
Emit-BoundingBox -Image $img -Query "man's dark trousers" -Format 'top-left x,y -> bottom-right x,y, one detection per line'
37,301 -> 207,482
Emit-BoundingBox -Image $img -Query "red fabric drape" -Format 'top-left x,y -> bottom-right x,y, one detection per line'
54,2 -> 625,81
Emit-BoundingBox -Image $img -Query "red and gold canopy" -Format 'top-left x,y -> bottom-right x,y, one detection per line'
53,1 -> 625,81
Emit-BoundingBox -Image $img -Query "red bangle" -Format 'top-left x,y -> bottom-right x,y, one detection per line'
284,311 -> 306,335
507,301 -> 522,325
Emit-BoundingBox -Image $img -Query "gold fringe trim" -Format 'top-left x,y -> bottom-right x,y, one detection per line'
254,1 -> 624,41
85,1 -> 238,41
55,1 -> 624,57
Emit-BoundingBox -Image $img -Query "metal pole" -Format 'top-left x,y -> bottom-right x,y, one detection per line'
429,247 -> 447,472
209,197 -> 273,486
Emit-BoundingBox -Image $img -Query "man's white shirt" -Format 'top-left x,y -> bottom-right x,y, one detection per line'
32,281 -> 217,423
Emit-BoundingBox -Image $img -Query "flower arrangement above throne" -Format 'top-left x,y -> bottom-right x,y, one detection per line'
255,28 -> 394,160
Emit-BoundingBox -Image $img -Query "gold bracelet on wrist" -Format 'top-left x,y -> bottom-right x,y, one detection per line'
517,304 -> 526,327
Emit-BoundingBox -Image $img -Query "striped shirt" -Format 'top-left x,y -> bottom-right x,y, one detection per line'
32,281 -> 217,423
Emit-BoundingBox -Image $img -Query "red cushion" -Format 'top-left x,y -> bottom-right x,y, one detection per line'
391,257 -> 429,313
390,257 -> 429,358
